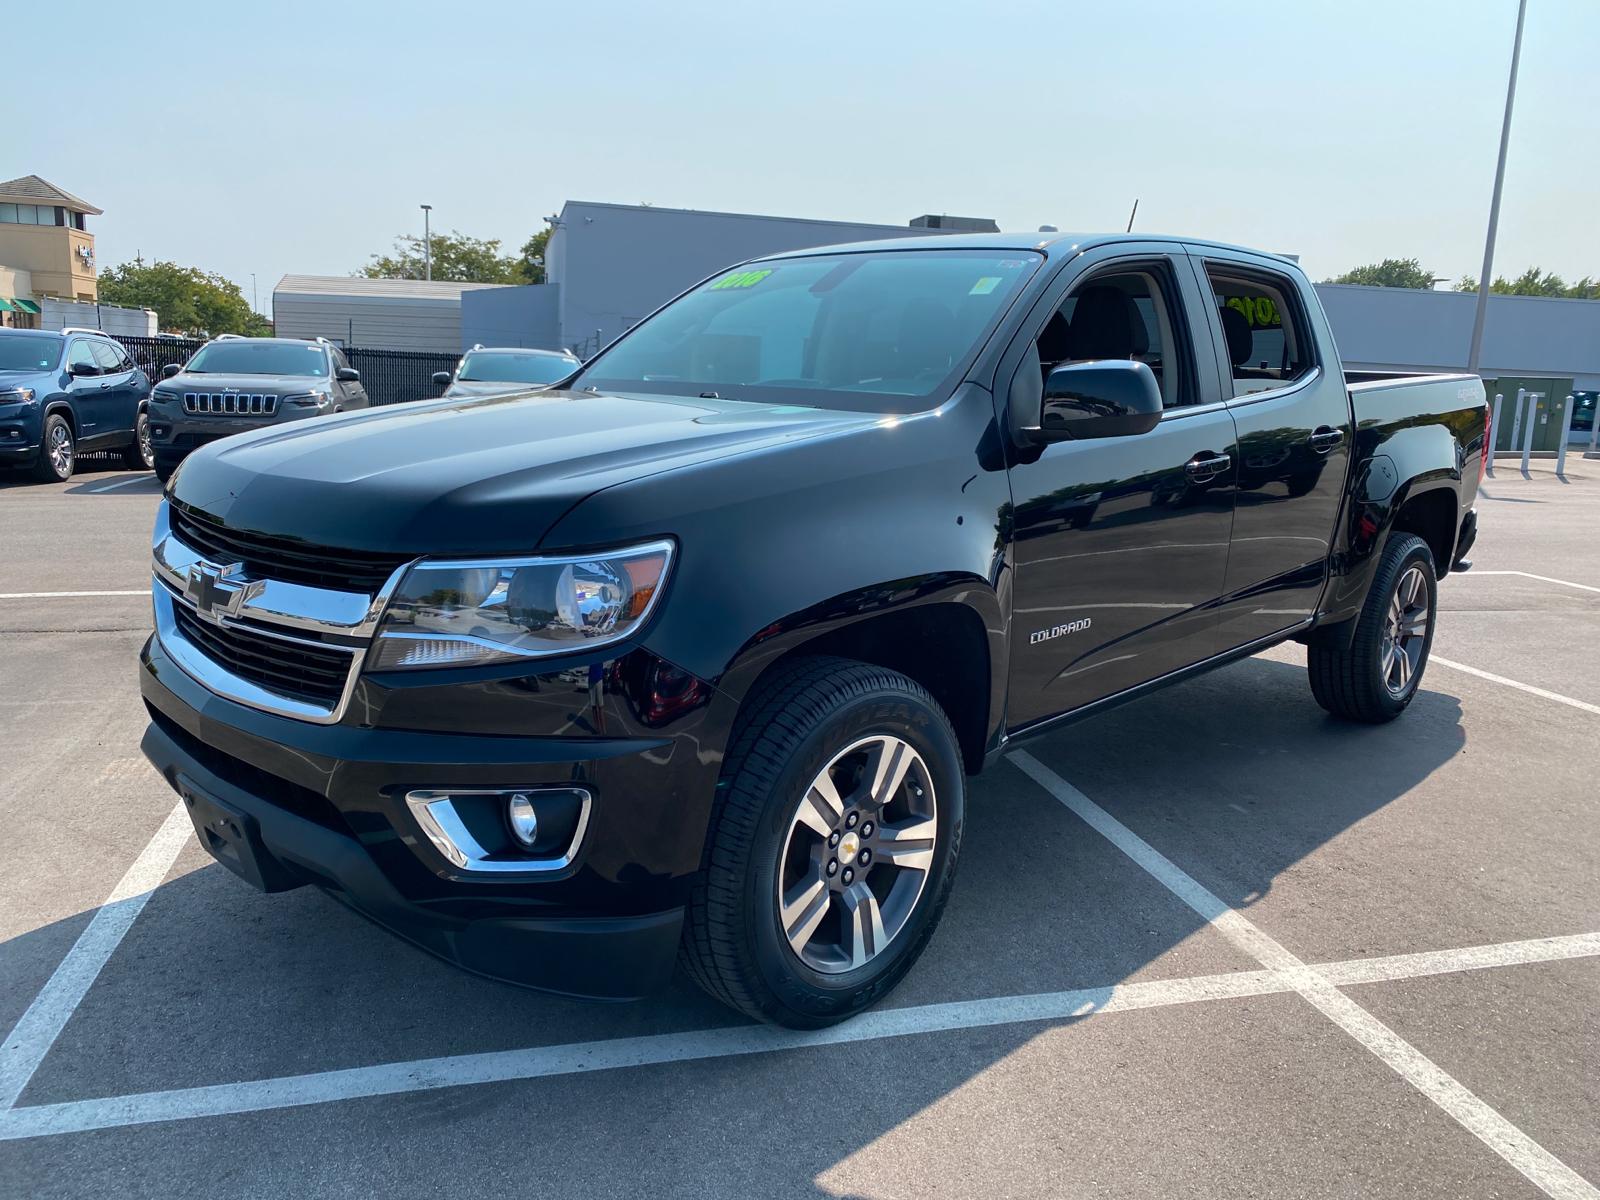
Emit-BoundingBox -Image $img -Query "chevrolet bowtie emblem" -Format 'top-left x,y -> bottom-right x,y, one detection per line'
185,561 -> 262,622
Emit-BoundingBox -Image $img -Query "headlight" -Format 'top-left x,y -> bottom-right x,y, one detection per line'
370,539 -> 675,669
150,388 -> 180,405
286,389 -> 330,407
0,387 -> 36,405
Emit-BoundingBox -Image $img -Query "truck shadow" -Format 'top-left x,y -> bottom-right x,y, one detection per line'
2,653 -> 1468,1196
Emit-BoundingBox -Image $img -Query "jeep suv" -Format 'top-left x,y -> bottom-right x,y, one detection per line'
0,327 -> 153,482
432,346 -> 581,398
148,336 -> 369,482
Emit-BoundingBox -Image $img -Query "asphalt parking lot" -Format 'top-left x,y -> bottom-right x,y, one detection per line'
1,458 -> 1597,1199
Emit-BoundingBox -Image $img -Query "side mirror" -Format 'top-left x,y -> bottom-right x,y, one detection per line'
161,363 -> 182,379
431,371 -> 452,387
69,360 -> 101,378
336,366 -> 360,382
1029,360 -> 1164,443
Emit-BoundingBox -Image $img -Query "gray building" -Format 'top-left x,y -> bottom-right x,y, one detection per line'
463,201 -> 976,358
274,275 -> 510,353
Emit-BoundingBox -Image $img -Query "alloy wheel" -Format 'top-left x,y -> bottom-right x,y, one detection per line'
777,735 -> 938,974
48,423 -> 73,478
1381,564 -> 1429,695
138,414 -> 154,467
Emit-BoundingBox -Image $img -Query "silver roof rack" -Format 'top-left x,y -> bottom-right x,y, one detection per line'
58,326 -> 115,338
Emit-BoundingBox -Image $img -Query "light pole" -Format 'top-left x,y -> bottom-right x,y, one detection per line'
421,204 -> 433,281
1466,0 -> 1528,374
250,273 -> 257,315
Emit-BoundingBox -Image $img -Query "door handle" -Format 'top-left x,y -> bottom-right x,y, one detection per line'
1184,452 -> 1231,479
99,382 -> 111,389
1309,426 -> 1346,453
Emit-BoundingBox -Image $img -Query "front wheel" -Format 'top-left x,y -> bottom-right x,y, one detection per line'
32,413 -> 75,482
1308,532 -> 1437,722
121,410 -> 155,471
682,657 -> 964,1027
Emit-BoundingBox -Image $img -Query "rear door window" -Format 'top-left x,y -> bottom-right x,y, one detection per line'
1203,267 -> 1315,396
89,340 -> 126,374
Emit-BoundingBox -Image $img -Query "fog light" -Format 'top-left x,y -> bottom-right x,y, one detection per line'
507,793 -> 539,846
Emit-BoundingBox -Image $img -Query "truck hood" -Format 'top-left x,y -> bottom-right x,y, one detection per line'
169,388 -> 882,556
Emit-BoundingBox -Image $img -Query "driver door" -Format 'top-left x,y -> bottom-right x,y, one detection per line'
1003,249 -> 1238,730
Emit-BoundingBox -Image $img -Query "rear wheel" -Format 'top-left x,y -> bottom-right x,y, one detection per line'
1308,533 -> 1436,722
32,413 -> 75,482
682,657 -> 964,1027
121,410 -> 155,471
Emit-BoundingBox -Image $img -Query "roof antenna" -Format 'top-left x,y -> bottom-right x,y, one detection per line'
1125,198 -> 1139,233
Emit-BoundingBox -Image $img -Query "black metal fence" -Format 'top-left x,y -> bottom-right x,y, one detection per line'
113,335 -> 457,409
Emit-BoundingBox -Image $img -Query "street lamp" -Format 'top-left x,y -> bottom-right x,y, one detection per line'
1466,0 -> 1529,373
421,204 -> 433,281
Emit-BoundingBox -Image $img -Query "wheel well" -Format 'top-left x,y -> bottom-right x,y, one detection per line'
44,403 -> 76,436
746,604 -> 992,775
1390,487 -> 1457,571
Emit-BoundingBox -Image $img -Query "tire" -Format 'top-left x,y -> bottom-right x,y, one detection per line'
32,412 -> 75,482
682,656 -> 965,1028
1308,533 -> 1436,723
121,410 -> 155,471
153,459 -> 176,485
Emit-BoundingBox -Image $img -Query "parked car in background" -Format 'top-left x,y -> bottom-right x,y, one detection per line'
147,336 -> 369,483
0,326 -> 153,482
433,346 -> 581,398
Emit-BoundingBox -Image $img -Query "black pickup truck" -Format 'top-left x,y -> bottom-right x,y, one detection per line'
139,233 -> 1487,1027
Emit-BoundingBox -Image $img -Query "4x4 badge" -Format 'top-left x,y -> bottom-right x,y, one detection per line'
185,561 -> 262,621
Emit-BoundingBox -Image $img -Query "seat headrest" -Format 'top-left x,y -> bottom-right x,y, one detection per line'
1065,286 -> 1140,360
1219,305 -> 1253,366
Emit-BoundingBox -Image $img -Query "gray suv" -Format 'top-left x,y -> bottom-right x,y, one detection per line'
148,336 -> 369,482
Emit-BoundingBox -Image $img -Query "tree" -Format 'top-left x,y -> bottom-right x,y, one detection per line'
97,260 -> 270,336
1454,267 -> 1599,299
1326,258 -> 1438,289
359,231 -> 519,283
515,221 -> 553,285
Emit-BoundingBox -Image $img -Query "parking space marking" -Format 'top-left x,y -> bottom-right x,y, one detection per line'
0,916 -> 1594,1142
0,591 -> 146,600
0,802 -> 190,1112
85,478 -> 156,494
1466,571 -> 1600,595
1009,751 -> 1600,1200
1431,656 -> 1600,717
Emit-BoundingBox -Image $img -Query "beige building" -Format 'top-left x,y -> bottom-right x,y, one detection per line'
0,175 -> 102,306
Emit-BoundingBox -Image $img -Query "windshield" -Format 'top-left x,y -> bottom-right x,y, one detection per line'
185,341 -> 329,377
458,350 -> 578,385
573,249 -> 1042,413
0,335 -> 58,372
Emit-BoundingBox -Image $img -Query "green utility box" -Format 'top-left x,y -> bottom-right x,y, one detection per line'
1485,378 -> 1574,452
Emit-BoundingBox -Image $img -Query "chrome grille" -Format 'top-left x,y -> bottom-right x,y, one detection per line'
182,391 -> 278,416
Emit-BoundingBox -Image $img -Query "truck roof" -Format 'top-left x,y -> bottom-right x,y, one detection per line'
758,230 -> 1295,264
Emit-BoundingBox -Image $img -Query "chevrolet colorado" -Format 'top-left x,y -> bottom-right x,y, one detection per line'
139,233 -> 1487,1027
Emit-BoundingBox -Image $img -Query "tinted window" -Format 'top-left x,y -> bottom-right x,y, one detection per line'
185,341 -> 329,377
89,340 -> 125,372
1204,267 -> 1314,396
576,250 -> 1043,414
0,335 -> 58,371
1034,266 -> 1190,408
457,351 -> 578,385
66,341 -> 98,373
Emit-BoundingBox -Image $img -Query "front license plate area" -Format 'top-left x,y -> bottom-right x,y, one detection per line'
178,774 -> 304,893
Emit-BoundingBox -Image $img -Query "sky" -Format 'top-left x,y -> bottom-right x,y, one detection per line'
8,0 -> 1597,317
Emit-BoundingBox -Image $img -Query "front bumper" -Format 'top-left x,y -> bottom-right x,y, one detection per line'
139,627 -> 724,999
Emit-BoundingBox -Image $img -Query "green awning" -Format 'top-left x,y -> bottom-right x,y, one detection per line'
0,297 -> 15,312
11,298 -> 40,314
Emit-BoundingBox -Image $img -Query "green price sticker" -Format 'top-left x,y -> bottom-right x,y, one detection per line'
711,268 -> 775,290
970,276 -> 1001,295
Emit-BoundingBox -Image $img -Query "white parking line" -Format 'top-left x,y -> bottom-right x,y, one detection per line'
1431,656 -> 1600,717
0,802 -> 190,1112
86,477 -> 156,494
1009,751 -> 1599,1200
0,591 -> 146,600
1466,570 -> 1600,595
0,918 -> 1594,1141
